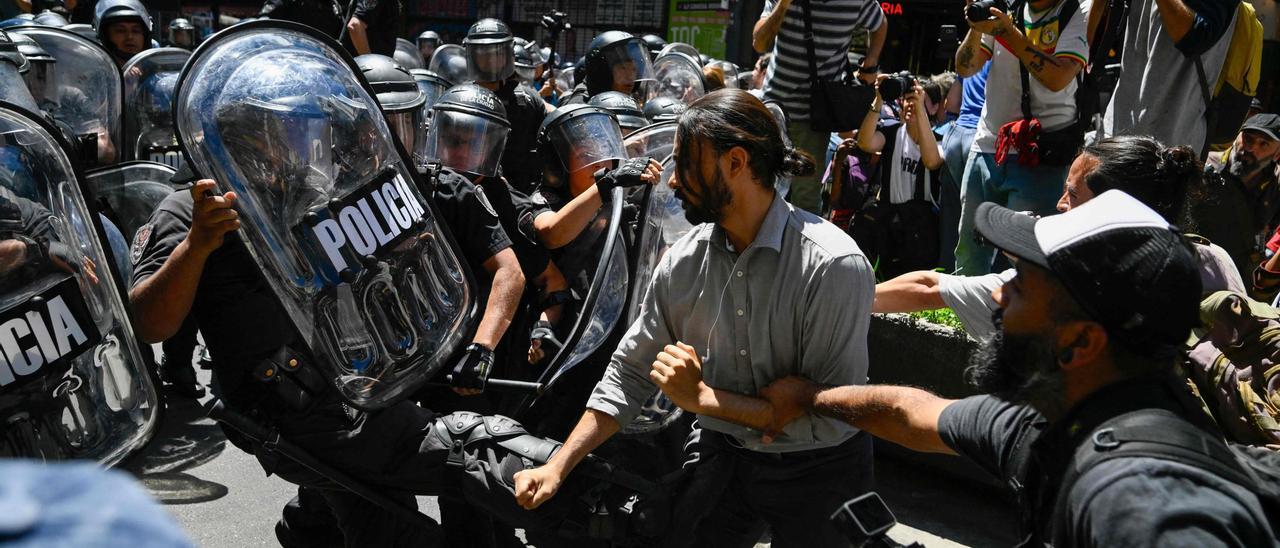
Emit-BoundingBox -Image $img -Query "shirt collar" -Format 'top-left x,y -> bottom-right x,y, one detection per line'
701,192 -> 790,253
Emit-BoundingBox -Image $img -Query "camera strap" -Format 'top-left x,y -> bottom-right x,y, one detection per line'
799,0 -> 821,85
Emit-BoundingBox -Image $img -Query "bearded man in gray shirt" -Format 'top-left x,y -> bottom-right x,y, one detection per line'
513,89 -> 876,547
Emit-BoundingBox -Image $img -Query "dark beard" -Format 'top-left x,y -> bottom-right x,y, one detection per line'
964,329 -> 1068,416
1228,149 -> 1261,178
674,168 -> 733,225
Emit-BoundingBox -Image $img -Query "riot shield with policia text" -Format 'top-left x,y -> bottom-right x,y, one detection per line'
0,100 -> 160,465
174,21 -> 478,409
122,48 -> 190,169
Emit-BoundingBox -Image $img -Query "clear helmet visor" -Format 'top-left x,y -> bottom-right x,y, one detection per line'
422,109 -> 509,177
384,108 -> 425,158
393,38 -> 423,70
602,40 -> 654,91
428,44 -> 471,85
14,27 -> 122,165
549,112 -> 627,174
465,42 -> 514,83
649,54 -> 705,104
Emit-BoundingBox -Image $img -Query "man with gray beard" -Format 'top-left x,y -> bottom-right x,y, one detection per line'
760,190 -> 1275,546
1195,113 -> 1280,279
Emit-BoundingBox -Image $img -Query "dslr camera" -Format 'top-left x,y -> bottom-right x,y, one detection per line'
877,71 -> 916,103
966,0 -> 1008,22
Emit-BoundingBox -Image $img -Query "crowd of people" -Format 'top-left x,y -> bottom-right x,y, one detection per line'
1,0 -> 1280,545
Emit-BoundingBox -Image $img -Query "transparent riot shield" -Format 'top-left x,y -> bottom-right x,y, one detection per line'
121,48 -> 190,169
646,52 -> 704,105
525,187 -> 630,406
174,22 -> 476,409
394,38 -> 423,70
620,123 -> 687,436
0,101 -> 159,465
11,26 -> 122,166
84,161 -> 177,241
428,44 -> 471,86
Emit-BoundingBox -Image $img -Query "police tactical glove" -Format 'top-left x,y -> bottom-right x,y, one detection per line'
529,320 -> 563,355
595,156 -> 654,195
451,343 -> 495,392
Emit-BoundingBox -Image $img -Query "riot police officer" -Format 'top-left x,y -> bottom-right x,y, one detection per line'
146,26 -> 604,544
643,95 -> 686,124
640,33 -> 666,61
463,18 -> 552,195
166,18 -> 195,49
560,30 -> 655,106
93,0 -> 152,66
416,29 -> 440,66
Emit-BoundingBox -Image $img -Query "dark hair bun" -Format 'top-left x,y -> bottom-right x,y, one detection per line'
1157,146 -> 1200,181
781,146 -> 815,178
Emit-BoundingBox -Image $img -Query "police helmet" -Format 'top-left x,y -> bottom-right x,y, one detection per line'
463,18 -> 514,83
513,37 -> 544,82
32,10 -> 69,27
640,34 -> 666,59
537,103 -> 626,187
417,30 -> 441,49
356,54 -> 426,154
94,0 -> 153,58
167,17 -> 195,48
423,83 -> 510,177
584,30 -> 654,97
588,91 -> 646,135
428,43 -> 470,86
658,42 -> 700,65
410,68 -> 450,111
643,95 -> 686,123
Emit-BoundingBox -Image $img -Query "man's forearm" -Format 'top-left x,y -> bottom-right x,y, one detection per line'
473,252 -> 524,349
955,31 -> 988,76
1153,0 -> 1196,43
1002,31 -> 1080,91
863,21 -> 888,67
129,238 -> 209,343
873,271 -> 945,313
545,409 -> 620,477
694,386 -> 776,431
348,19 -> 371,55
753,0 -> 792,53
812,385 -> 956,454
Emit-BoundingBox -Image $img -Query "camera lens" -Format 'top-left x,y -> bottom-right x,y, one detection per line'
966,0 -> 1005,22
877,73 -> 914,102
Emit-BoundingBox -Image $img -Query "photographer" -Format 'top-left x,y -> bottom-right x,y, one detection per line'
752,0 -> 888,215
763,191 -> 1275,545
951,0 -> 1092,275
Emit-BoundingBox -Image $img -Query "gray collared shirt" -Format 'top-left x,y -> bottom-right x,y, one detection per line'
587,194 -> 874,452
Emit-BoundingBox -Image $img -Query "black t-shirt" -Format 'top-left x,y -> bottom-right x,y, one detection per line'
130,188 -> 296,409
346,0 -> 401,57
432,168 -> 512,280
938,383 -> 1273,546
476,176 -> 549,281
496,81 -> 549,195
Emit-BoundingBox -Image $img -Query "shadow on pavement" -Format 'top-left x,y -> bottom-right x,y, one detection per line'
123,389 -> 230,504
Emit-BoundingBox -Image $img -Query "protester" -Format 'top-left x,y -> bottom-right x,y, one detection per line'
1101,0 -> 1238,151
938,63 -> 989,271
513,89 -> 876,546
876,135 -> 1244,341
762,190 -> 1275,546
1194,113 -> 1280,280
752,0 -> 887,215
951,0 -> 1091,275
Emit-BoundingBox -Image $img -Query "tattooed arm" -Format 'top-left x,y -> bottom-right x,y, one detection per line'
955,26 -> 990,77
975,7 -> 1084,91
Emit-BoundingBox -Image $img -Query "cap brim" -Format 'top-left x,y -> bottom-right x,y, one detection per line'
974,202 -> 1047,268
1242,127 -> 1280,142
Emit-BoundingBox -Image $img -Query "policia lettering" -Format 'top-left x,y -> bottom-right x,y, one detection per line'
0,278 -> 99,387
302,170 -> 427,274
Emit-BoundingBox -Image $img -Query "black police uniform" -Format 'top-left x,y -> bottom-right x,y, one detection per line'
431,167 -> 512,277
495,80 -> 549,195
130,188 -> 588,545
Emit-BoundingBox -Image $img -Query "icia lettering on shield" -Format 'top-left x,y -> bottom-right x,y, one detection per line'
0,283 -> 99,388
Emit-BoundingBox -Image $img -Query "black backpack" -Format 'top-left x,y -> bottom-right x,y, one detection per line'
1053,408 -> 1280,539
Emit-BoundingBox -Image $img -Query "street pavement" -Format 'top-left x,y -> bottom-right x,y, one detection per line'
122,367 -> 1014,547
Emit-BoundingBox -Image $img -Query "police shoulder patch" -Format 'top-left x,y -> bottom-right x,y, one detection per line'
130,223 -> 153,266
473,185 -> 498,218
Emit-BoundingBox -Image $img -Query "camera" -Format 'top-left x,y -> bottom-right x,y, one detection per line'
966,0 -> 1008,22
540,11 -> 570,36
877,71 -> 916,103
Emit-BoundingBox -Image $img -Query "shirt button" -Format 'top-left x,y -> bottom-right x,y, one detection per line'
738,349 -> 747,356
736,309 -> 745,316
736,270 -> 744,278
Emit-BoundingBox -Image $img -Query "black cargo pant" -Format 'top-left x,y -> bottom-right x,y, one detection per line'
245,398 -> 584,547
666,423 -> 875,548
